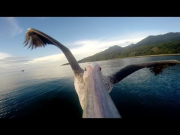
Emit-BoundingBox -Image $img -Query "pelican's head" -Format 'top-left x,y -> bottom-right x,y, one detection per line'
82,62 -> 113,96
75,62 -> 107,110
83,62 -> 102,81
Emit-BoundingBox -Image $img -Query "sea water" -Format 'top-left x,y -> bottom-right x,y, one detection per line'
0,55 -> 180,119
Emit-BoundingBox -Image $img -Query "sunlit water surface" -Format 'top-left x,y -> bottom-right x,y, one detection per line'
0,55 -> 180,119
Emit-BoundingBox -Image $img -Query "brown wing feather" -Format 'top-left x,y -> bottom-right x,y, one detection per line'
149,64 -> 169,76
24,30 -> 53,50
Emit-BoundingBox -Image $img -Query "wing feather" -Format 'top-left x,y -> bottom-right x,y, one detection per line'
108,60 -> 180,84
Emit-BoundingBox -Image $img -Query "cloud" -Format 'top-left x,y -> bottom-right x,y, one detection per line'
70,32 -> 147,55
24,53 -> 66,65
0,57 -> 30,64
0,52 -> 12,59
0,56 -> 32,72
1,17 -> 23,37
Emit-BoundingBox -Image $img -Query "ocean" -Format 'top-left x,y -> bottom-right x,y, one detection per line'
0,55 -> 180,119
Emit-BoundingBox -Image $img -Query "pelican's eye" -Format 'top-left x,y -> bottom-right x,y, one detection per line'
84,68 -> 87,71
99,67 -> 101,71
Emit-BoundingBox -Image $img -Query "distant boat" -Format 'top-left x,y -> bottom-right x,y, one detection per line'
21,70 -> 24,72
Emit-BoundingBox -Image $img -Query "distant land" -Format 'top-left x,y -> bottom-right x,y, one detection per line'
62,32 -> 180,65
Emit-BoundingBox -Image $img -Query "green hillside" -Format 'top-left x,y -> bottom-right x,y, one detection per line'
134,32 -> 180,47
78,41 -> 180,63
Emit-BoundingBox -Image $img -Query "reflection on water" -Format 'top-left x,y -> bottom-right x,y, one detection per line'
0,55 -> 180,118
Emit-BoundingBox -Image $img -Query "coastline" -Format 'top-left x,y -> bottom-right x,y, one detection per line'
61,53 -> 180,65
112,53 -> 180,60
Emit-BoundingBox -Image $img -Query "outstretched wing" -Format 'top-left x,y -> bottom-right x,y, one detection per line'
24,28 -> 83,75
108,60 -> 180,84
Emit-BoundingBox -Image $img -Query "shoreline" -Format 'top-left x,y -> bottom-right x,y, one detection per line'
112,53 -> 180,60
62,53 -> 180,65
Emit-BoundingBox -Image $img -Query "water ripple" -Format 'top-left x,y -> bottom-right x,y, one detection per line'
0,55 -> 180,118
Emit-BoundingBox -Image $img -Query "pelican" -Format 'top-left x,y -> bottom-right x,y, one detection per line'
24,28 -> 180,118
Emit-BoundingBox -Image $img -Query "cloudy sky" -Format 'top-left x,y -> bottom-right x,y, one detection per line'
1,17 -> 180,73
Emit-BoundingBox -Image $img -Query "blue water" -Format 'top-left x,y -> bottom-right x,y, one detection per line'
0,55 -> 180,119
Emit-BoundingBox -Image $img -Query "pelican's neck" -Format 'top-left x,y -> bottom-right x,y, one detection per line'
82,67 -> 121,118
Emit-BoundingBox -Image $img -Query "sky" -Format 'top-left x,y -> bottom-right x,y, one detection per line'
1,17 -> 180,73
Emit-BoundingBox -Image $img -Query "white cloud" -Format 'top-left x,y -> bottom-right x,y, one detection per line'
0,55 -> 31,72
24,53 -> 67,64
0,56 -> 30,64
0,52 -> 12,59
70,31 -> 150,55
1,17 -> 23,37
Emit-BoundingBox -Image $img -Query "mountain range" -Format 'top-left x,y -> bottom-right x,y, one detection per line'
63,32 -> 180,65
